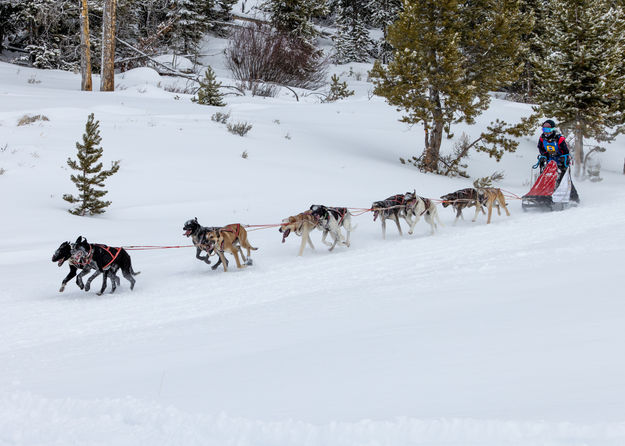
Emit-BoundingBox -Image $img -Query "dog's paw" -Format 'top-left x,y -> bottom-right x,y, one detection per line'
245,258 -> 254,266
59,286 -> 65,292
84,285 -> 90,292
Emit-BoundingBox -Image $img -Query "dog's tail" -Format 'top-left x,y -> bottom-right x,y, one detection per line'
433,207 -> 444,228
426,205 -> 444,228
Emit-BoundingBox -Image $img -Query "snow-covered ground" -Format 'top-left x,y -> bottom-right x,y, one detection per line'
1,57 -> 624,445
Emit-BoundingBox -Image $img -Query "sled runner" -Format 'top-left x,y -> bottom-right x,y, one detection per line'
522,159 -> 580,211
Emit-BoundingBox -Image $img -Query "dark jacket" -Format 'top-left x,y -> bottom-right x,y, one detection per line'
538,133 -> 570,158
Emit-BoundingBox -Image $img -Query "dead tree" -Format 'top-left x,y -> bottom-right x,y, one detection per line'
101,0 -> 117,92
79,0 -> 92,91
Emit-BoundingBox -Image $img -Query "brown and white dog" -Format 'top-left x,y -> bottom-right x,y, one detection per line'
404,191 -> 441,235
440,188 -> 485,223
206,224 -> 258,271
475,187 -> 511,224
440,188 -> 510,224
309,205 -> 355,251
279,210 -> 318,256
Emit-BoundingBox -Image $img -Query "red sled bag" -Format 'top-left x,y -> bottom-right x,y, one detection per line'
522,161 -> 579,211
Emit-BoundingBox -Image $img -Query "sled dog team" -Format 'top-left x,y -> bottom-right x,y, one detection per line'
52,187 -> 510,294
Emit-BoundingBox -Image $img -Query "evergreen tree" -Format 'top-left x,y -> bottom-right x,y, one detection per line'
260,0 -> 328,44
10,0 -> 80,70
505,0 -> 542,100
325,74 -> 354,101
63,113 -> 120,216
370,0 -> 524,172
533,0 -> 625,177
167,0 -> 209,54
367,0 -> 402,63
192,66 -> 226,106
333,1 -> 371,63
0,1 -> 21,53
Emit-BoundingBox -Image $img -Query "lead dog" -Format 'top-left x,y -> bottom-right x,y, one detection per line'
309,205 -> 355,251
404,191 -> 441,235
371,194 -> 410,239
52,240 -> 118,293
205,224 -> 258,272
279,210 -> 318,256
72,236 -> 139,295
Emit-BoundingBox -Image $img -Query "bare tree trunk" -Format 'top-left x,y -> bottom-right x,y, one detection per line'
573,117 -> 584,178
423,117 -> 443,172
101,0 -> 117,92
79,0 -> 92,91
422,92 -> 444,172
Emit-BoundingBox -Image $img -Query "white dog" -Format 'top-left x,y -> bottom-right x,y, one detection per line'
309,205 -> 356,250
404,191 -> 442,235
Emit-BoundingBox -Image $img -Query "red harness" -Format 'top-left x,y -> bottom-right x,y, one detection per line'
71,244 -> 93,268
219,224 -> 241,250
96,244 -> 122,270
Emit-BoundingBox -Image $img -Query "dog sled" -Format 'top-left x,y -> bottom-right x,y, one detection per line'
522,159 -> 580,211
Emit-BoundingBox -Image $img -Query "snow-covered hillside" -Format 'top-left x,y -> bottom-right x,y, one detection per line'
1,59 -> 624,445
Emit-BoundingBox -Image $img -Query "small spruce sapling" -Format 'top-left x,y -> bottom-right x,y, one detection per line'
63,113 -> 120,216
325,74 -> 354,102
473,172 -> 505,189
193,66 -> 226,106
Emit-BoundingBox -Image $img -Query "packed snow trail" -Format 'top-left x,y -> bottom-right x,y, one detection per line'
1,61 -> 624,445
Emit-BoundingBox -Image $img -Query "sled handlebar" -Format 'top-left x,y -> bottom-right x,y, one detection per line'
533,154 -> 570,169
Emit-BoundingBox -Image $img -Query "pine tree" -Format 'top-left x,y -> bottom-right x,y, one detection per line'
325,74 -> 354,101
505,0 -> 542,100
533,0 -> 625,177
333,1 -> 371,63
192,66 -> 226,106
11,0 -> 81,70
0,1 -> 21,53
260,0 -> 328,44
367,0 -> 402,63
167,0 -> 209,54
63,114 -> 120,216
370,0 -> 524,172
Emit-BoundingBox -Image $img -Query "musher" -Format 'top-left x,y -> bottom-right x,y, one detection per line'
537,119 -> 570,174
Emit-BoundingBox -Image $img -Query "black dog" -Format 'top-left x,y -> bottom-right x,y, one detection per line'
183,217 -> 227,270
73,236 -> 139,295
52,240 -> 120,293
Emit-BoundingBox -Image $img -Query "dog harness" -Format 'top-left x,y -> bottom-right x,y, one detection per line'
96,244 -> 122,270
405,195 -> 432,216
331,208 -> 347,225
71,244 -> 93,268
219,224 -> 241,250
